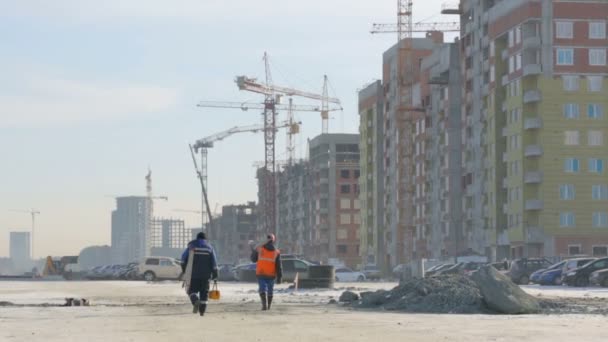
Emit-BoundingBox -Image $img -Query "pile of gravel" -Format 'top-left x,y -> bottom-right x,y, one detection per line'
340,275 -> 486,314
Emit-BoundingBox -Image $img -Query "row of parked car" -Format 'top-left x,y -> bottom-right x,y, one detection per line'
422,257 -> 608,288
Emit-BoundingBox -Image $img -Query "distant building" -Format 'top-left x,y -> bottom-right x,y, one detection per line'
111,196 -> 152,264
150,218 -> 189,259
9,231 -> 30,270
309,133 -> 361,268
211,202 -> 257,264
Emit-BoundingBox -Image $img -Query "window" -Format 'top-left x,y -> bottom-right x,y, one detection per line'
509,56 -> 515,73
353,199 -> 361,210
592,185 -> 608,200
593,246 -> 608,257
508,29 -> 514,47
587,76 -> 603,92
588,104 -> 603,119
593,212 -> 608,228
353,215 -> 361,224
145,258 -> 159,265
490,65 -> 495,82
564,131 -> 579,145
563,75 -> 579,91
515,26 -> 522,44
340,184 -> 350,194
337,228 -> 348,239
340,198 -> 351,209
589,158 -> 604,173
568,245 -> 581,256
159,259 -> 172,266
564,103 -> 580,119
560,184 -> 575,200
340,213 -> 351,225
557,49 -> 574,65
589,22 -> 606,39
354,170 -> 360,178
590,49 -> 607,66
588,131 -> 603,146
564,158 -> 580,173
294,260 -> 308,272
556,21 -> 573,39
340,170 -> 350,178
337,245 -> 347,254
560,212 -> 576,227
516,53 -> 522,70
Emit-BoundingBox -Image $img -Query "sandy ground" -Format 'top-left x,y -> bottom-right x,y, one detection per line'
1,281 -> 607,342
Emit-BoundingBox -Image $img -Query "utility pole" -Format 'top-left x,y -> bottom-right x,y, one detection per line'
9,209 -> 40,259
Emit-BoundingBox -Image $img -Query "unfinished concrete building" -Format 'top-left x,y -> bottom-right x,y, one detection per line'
309,134 -> 361,268
276,162 -> 312,256
212,202 -> 257,264
358,80 -> 386,270
418,42 -> 464,259
382,33 -> 445,269
149,218 -> 189,258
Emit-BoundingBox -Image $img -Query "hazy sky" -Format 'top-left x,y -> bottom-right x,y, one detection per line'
0,0 -> 453,257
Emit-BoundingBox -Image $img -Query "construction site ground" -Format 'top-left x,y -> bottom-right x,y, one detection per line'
1,281 -> 606,342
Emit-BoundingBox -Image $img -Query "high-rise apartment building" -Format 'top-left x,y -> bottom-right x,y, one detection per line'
276,162 -> 312,256
111,196 -> 152,264
9,231 -> 30,269
309,134 -> 361,268
211,202 -> 257,264
358,80 -> 385,270
456,0 -> 608,259
382,33 -> 445,268
417,42 -> 465,259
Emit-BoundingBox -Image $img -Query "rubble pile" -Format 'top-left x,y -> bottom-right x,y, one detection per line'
342,275 -> 485,314
339,266 -> 543,314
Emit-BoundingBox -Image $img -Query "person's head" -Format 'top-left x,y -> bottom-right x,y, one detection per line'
197,232 -> 206,240
266,233 -> 276,243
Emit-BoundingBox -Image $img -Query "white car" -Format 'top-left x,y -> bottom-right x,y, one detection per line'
138,257 -> 183,281
335,267 -> 366,282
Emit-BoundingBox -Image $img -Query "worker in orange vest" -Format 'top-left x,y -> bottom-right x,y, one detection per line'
250,234 -> 282,310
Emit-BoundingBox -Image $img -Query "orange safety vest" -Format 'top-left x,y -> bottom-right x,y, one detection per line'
256,247 -> 279,278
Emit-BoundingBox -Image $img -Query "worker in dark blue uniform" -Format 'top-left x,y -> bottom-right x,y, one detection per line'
181,232 -> 218,316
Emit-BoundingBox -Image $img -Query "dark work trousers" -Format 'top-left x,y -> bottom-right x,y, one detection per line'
188,278 -> 210,304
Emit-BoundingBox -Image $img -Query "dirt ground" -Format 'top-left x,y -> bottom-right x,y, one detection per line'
1,281 -> 607,342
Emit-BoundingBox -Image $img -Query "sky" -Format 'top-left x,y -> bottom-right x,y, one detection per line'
0,0 -> 454,257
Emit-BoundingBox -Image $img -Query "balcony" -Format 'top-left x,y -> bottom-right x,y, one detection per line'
501,101 -> 507,112
524,145 -> 543,157
526,226 -> 545,244
502,178 -> 509,189
502,49 -> 509,61
483,59 -> 490,72
525,199 -> 544,211
524,171 -> 543,184
524,117 -> 542,130
523,64 -> 541,77
523,36 -> 541,50
482,12 -> 489,24
482,84 -> 490,96
466,68 -> 474,80
523,90 -> 542,103
502,152 -> 509,162
502,74 -> 509,86
502,127 -> 510,137
482,36 -> 490,47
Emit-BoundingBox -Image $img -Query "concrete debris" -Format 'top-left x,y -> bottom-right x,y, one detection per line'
471,266 -> 540,314
338,291 -> 360,303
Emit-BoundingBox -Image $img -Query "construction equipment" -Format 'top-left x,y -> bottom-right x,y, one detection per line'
190,121 -> 296,231
371,21 -> 459,34
9,209 -> 40,259
197,100 -> 340,164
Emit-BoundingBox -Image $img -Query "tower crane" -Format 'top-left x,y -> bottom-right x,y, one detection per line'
9,208 -> 40,259
190,120 -> 296,232
371,21 -> 460,34
197,100 -> 341,164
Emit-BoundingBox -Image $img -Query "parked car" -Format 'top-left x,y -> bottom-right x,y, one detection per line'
563,257 -> 608,287
506,258 -> 553,284
361,265 -> 382,280
563,257 -> 596,274
530,261 -> 566,284
138,257 -> 183,281
590,268 -> 608,287
489,261 -> 509,272
335,267 -> 366,282
539,258 -> 595,286
217,264 -> 236,281
281,258 -> 313,282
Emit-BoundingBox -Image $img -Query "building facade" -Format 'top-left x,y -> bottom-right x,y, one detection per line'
9,231 -> 30,269
276,162 -> 312,256
455,0 -> 608,259
309,134 -> 361,268
358,80 -> 386,270
111,196 -> 152,264
210,202 -> 257,264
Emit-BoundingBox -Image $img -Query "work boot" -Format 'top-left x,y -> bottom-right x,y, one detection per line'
267,295 -> 273,310
260,293 -> 268,311
190,294 -> 200,314
199,303 -> 207,316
